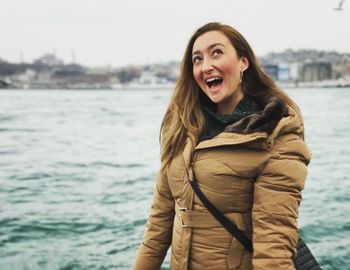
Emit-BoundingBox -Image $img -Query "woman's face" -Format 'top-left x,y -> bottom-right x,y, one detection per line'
192,30 -> 248,114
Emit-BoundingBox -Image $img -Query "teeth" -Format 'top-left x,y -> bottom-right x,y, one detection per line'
205,77 -> 221,83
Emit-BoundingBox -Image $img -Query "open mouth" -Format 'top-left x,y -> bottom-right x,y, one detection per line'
205,77 -> 223,89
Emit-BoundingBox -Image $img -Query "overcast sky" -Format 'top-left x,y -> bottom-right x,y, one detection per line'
1,0 -> 349,67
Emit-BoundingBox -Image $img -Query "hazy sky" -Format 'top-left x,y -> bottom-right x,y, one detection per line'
1,0 -> 349,67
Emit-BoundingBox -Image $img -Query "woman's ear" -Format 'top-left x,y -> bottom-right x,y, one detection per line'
240,57 -> 249,72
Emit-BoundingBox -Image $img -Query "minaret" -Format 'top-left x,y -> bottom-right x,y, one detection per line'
20,49 -> 23,64
72,49 -> 76,64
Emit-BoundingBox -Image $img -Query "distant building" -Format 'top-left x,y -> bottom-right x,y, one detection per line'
277,64 -> 291,81
34,54 -> 63,66
289,63 -> 301,80
262,64 -> 278,81
53,64 -> 87,76
262,64 -> 292,82
301,62 -> 332,81
14,69 -> 36,82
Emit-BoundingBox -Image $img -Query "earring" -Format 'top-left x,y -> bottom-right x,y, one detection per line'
240,70 -> 244,82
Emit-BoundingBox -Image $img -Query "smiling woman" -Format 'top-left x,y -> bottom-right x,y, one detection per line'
133,22 -> 316,270
192,31 -> 249,114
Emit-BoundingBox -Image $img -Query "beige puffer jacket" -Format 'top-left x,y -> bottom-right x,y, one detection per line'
133,98 -> 311,270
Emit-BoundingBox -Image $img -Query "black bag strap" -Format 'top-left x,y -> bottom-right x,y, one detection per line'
189,179 -> 253,252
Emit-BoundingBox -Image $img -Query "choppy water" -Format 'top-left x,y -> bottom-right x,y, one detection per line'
0,88 -> 349,270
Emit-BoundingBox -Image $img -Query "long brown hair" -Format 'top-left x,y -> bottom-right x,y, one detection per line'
160,22 -> 301,168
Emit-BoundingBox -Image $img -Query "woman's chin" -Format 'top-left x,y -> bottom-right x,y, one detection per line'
209,95 -> 222,104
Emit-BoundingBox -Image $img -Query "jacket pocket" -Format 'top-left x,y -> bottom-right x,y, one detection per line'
226,236 -> 244,270
225,215 -> 247,270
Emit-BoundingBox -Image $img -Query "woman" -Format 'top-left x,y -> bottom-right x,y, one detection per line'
133,22 -> 311,270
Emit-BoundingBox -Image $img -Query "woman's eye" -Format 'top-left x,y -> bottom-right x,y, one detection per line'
193,56 -> 202,64
212,49 -> 222,56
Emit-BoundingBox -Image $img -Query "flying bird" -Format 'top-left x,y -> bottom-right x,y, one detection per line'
334,0 -> 345,11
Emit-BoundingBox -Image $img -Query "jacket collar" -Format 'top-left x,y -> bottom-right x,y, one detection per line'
183,97 -> 304,167
224,96 -> 288,135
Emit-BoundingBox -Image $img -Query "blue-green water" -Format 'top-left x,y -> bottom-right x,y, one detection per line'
0,88 -> 349,270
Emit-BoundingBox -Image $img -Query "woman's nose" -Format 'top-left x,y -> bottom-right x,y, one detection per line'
201,58 -> 214,73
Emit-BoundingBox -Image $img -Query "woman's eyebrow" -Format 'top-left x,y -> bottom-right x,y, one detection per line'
192,42 -> 225,56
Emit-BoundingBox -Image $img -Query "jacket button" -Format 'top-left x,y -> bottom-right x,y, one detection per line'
262,142 -> 272,150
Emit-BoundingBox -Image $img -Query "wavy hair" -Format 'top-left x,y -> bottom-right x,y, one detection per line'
160,22 -> 301,168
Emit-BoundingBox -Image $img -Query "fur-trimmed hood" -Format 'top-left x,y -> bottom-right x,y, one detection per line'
193,96 -> 306,154
224,97 -> 290,135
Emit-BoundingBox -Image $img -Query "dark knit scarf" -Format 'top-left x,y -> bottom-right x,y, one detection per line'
198,97 -> 260,143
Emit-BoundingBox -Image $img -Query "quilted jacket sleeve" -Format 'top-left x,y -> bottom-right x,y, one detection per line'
133,165 -> 175,270
252,133 -> 311,270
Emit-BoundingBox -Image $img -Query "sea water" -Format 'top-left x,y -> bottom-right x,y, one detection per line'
0,88 -> 349,270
